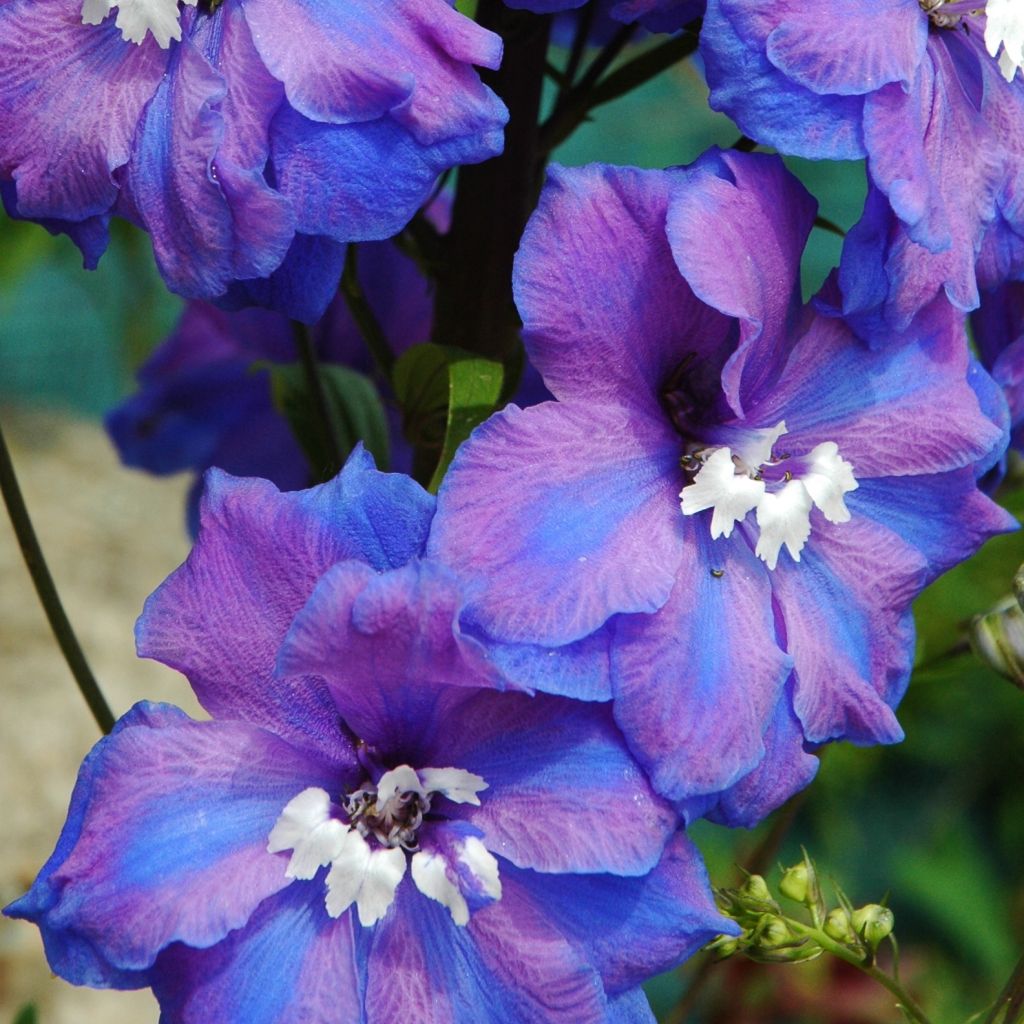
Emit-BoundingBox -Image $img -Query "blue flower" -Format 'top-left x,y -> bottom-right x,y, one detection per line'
0,0 -> 507,317
427,151 -> 1014,825
5,450 -> 734,1023
700,0 -> 1024,343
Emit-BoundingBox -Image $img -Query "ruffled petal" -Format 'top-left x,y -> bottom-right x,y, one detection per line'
271,104 -> 503,244
127,27 -> 295,299
0,0 -> 165,220
277,559 -> 507,752
136,450 -> 433,761
435,690 -> 677,876
429,401 -> 684,647
152,881 -> 366,1024
746,305 -> 1005,478
701,0 -> 866,161
611,523 -> 792,802
761,0 -> 926,96
240,0 -> 503,143
7,703 -> 335,975
513,163 -> 733,419
507,833 -> 736,994
665,149 -> 816,414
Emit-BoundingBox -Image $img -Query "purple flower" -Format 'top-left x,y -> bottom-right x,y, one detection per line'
5,451 -> 733,1022
428,151 -> 1014,826
700,0 -> 1024,342
105,226 -> 437,531
505,0 -> 701,35
0,0 -> 507,317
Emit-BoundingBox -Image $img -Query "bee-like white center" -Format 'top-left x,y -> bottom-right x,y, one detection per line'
267,765 -> 501,927
80,0 -> 196,48
679,420 -> 857,570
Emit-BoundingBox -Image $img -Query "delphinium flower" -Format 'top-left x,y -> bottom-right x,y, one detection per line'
0,0 -> 507,318
699,0 -> 1024,343
4,450 -> 734,1023
505,0 -> 702,34
105,227 -> 437,532
428,150 -> 1015,827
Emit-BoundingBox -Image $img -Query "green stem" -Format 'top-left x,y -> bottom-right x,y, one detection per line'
340,246 -> 394,378
789,920 -> 934,1024
0,416 -> 115,735
291,321 -> 344,479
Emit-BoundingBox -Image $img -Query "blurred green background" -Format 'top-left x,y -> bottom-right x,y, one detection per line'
1,36 -> 1022,1024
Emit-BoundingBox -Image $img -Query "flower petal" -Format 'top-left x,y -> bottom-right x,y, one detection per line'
151,881 -> 366,1024
514,162 -> 733,418
435,690 -> 678,876
611,524 -> 792,802
0,0 -> 164,220
8,703 -> 335,974
430,400 -> 684,647
507,832 -> 737,994
136,449 -> 432,761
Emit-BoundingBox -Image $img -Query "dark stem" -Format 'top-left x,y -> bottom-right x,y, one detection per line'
431,2 -> 552,365
539,23 -> 636,154
340,246 -> 394,378
562,0 -> 596,93
985,953 -> 1024,1024
0,416 -> 115,735
292,321 -> 345,478
814,214 -> 847,238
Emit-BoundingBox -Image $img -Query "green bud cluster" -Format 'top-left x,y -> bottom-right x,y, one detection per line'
705,852 -> 898,969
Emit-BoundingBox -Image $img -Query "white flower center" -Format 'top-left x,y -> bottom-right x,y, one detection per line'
679,420 -> 857,570
984,0 -> 1024,80
80,0 -> 198,48
919,0 -> 1022,81
267,765 -> 500,927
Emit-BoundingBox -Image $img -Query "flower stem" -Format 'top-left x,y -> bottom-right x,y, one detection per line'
291,321 -> 345,479
788,920 -> 935,1024
340,245 -> 394,378
0,416 -> 115,735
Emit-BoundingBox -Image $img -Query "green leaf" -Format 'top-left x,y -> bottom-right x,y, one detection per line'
391,343 -> 504,492
12,1005 -> 38,1024
428,351 -> 504,492
268,363 -> 390,483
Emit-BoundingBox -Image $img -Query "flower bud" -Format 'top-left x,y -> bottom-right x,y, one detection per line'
758,916 -> 792,949
704,935 -> 740,959
823,907 -> 856,943
741,874 -> 771,902
779,862 -> 812,904
851,904 -> 894,951
970,595 -> 1024,689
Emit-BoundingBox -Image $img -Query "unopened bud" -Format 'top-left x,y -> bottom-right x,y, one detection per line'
851,904 -> 894,950
704,935 -> 739,959
741,874 -> 771,902
970,595 -> 1024,688
758,916 -> 792,949
823,907 -> 856,943
779,862 -> 812,904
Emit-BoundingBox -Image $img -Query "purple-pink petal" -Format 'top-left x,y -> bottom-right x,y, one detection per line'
13,703 -> 334,973
430,400 -> 684,647
611,523 -> 792,801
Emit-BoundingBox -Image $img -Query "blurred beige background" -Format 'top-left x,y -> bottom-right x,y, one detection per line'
0,407 -> 201,1024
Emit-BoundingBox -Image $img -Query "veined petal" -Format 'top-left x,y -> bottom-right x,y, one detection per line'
152,880 -> 366,1024
611,523 -> 791,802
435,690 -> 678,876
0,0 -> 165,221
7,703 -> 335,974
429,401 -> 684,647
